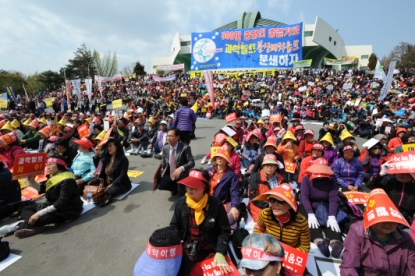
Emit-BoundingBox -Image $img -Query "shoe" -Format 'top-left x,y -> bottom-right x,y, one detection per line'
0,220 -> 24,235
207,159 -> 212,165
99,195 -> 113,207
330,240 -> 344,258
201,156 -> 208,165
154,153 -> 162,160
170,190 -> 178,196
315,238 -> 330,257
14,226 -> 44,239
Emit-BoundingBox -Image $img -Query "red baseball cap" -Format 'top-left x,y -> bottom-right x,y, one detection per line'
74,137 -> 94,149
177,170 -> 208,189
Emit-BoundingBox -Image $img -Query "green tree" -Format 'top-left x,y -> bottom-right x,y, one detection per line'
65,43 -> 96,79
92,50 -> 118,77
399,44 -> 415,69
25,73 -> 46,94
368,53 -> 378,70
133,61 -> 146,75
0,72 -> 26,95
38,70 -> 64,89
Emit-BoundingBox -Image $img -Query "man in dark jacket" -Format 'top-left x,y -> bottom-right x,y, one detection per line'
357,116 -> 373,138
130,121 -> 148,155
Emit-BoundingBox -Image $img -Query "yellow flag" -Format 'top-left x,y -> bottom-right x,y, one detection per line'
191,101 -> 198,112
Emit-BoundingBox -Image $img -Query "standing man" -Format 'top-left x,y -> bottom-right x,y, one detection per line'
157,128 -> 195,196
171,97 -> 197,144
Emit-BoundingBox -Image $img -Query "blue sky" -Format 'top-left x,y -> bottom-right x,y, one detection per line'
0,0 -> 414,75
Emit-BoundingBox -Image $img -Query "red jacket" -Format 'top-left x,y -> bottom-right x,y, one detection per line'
3,145 -> 26,169
298,139 -> 316,158
388,137 -> 403,154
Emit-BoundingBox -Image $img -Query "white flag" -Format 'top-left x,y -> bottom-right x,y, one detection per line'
85,78 -> 93,101
71,79 -> 81,98
374,60 -> 387,81
379,61 -> 397,101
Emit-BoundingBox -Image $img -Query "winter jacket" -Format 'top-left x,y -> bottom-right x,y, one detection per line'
300,176 -> 338,216
248,169 -> 283,221
93,154 -> 132,192
340,220 -> 415,276
367,174 -> 415,224
358,148 -> 387,174
170,195 -> 231,256
388,137 -> 403,154
206,166 -> 240,209
298,139 -> 315,158
251,151 -> 288,182
71,152 -> 96,183
332,157 -> 364,188
172,106 -> 197,132
277,143 -> 300,163
227,151 -> 241,179
323,146 -> 338,167
38,171 -> 83,219
3,145 -> 25,169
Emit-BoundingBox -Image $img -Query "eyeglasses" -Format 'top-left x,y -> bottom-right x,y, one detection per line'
268,197 -> 287,205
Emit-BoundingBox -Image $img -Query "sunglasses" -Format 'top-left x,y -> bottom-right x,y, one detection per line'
268,197 -> 287,205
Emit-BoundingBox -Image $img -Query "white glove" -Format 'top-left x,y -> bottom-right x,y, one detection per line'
308,214 -> 320,229
380,161 -> 390,176
327,216 -> 340,232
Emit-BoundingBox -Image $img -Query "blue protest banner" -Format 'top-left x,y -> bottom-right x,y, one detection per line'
191,23 -> 303,71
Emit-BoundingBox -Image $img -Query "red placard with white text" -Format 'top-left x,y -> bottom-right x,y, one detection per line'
12,153 -> 47,180
21,186 -> 43,201
270,114 -> 282,123
386,151 -> 415,174
280,243 -> 308,276
77,123 -> 89,138
225,112 -> 237,124
343,191 -> 369,205
284,162 -> 297,174
188,256 -> 238,276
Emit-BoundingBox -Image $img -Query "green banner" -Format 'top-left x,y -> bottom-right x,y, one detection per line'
293,59 -> 312,68
324,57 -> 352,66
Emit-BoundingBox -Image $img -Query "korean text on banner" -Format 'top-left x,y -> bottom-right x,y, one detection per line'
188,256 -> 238,275
280,243 -> 308,276
191,23 -> 303,70
151,74 -> 176,82
284,161 -> 297,174
112,99 -> 123,109
379,61 -> 397,101
156,64 -> 185,71
77,123 -> 89,138
204,70 -> 215,108
225,112 -> 237,123
12,153 -> 47,180
293,59 -> 312,68
211,146 -> 220,158
343,191 -> 369,205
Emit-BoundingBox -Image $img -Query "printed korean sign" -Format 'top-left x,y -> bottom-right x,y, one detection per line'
77,123 -> 89,138
280,243 -> 308,276
225,112 -> 237,124
284,161 -> 297,174
343,191 -> 369,205
270,114 -> 282,123
189,256 -> 238,276
386,151 -> 415,174
21,186 -> 43,201
191,23 -> 303,70
12,153 -> 47,180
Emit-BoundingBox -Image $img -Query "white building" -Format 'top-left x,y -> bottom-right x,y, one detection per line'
151,11 -> 372,73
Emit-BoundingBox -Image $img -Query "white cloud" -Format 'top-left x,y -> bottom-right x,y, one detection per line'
267,0 -> 292,13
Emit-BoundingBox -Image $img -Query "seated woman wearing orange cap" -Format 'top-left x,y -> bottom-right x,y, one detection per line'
298,143 -> 325,184
170,169 -> 232,275
388,127 -> 407,154
277,131 -> 300,183
94,138 -> 131,206
0,155 -> 83,238
248,154 -> 284,222
251,136 -> 288,182
0,132 -> 25,169
253,184 -> 310,253
206,145 -> 240,229
48,138 -> 78,167
340,189 -> 415,275
21,120 -> 41,149
37,125 -> 53,153
71,137 -> 97,195
300,158 -> 344,258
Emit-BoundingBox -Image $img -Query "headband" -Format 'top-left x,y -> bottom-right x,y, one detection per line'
47,158 -> 67,167
241,246 -> 282,262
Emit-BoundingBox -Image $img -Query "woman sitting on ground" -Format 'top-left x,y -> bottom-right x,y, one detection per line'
253,184 -> 310,253
48,137 -> 78,167
300,158 -> 344,258
93,138 -> 131,207
206,145 -> 240,229
248,154 -> 283,221
1,155 -> 83,238
332,144 -> 364,192
242,131 -> 262,168
71,137 -> 97,195
170,169 -> 232,275
358,141 -> 387,183
0,132 -> 25,169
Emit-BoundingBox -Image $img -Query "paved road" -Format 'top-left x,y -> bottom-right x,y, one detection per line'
0,119 -> 368,275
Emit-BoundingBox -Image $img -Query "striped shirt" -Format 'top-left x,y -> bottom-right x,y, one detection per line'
254,207 -> 310,253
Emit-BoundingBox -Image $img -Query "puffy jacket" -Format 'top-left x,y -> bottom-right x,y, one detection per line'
3,145 -> 25,169
388,137 -> 403,154
340,220 -> 415,276
72,152 -> 96,183
332,157 -> 364,188
367,174 -> 415,224
206,166 -> 240,209
298,139 -> 315,158
358,148 -> 387,174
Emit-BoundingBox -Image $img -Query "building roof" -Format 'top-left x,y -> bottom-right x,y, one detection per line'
214,11 -> 286,31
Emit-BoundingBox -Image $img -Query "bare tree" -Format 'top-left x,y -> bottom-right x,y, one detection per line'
92,50 -> 118,77
121,63 -> 135,75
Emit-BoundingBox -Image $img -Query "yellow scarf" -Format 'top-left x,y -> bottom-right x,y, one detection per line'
186,193 -> 209,225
